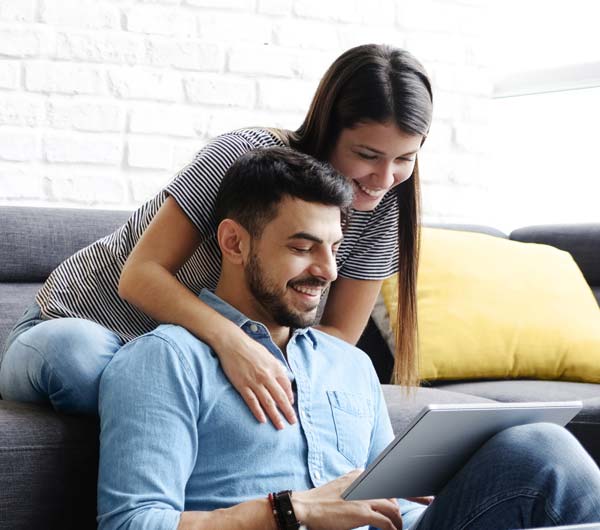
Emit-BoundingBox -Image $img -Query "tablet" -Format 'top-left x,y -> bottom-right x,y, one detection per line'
343,401 -> 582,500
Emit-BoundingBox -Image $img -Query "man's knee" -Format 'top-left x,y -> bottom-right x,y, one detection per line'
487,422 -> 589,478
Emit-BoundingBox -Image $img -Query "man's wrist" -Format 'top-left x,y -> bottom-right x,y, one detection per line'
267,491 -> 306,530
290,491 -> 308,527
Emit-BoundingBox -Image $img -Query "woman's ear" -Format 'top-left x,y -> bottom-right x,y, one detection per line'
217,219 -> 249,265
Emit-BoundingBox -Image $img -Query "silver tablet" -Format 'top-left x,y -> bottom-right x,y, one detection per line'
343,401 -> 582,500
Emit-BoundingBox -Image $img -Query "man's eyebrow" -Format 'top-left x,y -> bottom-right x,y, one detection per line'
288,232 -> 344,245
356,144 -> 419,157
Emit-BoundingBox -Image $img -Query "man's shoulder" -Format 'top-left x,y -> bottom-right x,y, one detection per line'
131,324 -> 212,361
309,328 -> 376,370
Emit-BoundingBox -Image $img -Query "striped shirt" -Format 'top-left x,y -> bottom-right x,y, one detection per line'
36,128 -> 399,342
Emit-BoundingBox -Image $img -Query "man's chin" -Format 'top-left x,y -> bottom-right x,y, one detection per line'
275,306 -> 318,329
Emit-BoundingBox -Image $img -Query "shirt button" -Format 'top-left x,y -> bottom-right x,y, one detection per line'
314,471 -> 321,480
249,324 -> 258,332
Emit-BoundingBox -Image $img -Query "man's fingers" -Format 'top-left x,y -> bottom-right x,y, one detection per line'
407,496 -> 434,505
367,511 -> 402,530
240,387 -> 267,424
265,378 -> 297,425
367,499 -> 403,530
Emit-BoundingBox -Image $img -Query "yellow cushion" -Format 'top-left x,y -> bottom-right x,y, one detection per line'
381,227 -> 600,382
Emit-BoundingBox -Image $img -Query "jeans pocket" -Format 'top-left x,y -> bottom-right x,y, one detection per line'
327,390 -> 373,467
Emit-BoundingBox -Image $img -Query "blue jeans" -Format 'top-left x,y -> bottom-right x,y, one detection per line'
0,304 -> 123,414
410,421 -> 600,529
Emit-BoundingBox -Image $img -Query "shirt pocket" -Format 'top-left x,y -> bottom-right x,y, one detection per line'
326,390 -> 373,468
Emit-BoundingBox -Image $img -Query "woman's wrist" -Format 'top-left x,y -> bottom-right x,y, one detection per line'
201,310 -> 246,353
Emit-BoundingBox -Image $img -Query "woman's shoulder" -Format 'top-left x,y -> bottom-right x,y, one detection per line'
219,127 -> 288,149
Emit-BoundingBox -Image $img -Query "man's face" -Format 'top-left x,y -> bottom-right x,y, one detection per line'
244,197 -> 343,329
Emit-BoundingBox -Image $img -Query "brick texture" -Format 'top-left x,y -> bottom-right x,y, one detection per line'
0,0 -> 493,224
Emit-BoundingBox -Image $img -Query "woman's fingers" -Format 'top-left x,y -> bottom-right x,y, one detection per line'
255,385 -> 284,429
240,387 -> 267,424
265,376 -> 297,425
217,334 -> 296,428
276,371 -> 295,405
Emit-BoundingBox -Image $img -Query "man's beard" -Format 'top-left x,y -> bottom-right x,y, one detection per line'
245,251 -> 326,329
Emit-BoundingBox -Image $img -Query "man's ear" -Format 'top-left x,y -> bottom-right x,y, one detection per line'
217,219 -> 249,265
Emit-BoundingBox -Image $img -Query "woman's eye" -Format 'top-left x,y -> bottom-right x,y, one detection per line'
357,152 -> 377,160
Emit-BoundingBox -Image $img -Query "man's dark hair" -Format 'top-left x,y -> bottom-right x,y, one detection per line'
214,147 -> 353,236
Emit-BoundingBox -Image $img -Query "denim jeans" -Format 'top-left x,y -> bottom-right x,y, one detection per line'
0,304 -> 123,414
410,421 -> 600,529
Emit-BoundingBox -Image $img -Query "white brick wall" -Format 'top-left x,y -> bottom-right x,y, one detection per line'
0,0 -> 495,225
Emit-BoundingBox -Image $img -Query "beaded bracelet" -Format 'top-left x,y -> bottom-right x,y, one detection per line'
268,492 -> 279,528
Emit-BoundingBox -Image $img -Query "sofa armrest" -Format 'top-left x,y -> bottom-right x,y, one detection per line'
0,400 -> 99,530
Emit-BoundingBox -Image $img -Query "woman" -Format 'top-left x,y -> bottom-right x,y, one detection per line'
0,44 -> 433,426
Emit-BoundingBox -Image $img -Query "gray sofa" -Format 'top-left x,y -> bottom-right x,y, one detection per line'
1,205 -> 599,530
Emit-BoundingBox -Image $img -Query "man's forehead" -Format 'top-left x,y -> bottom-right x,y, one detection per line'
270,197 -> 343,241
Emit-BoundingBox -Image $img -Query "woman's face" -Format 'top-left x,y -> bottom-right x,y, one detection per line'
328,121 -> 424,211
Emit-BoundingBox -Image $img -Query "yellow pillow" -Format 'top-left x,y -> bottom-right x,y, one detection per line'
381,227 -> 600,382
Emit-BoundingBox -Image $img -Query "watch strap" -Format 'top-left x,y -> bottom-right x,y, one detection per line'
274,490 -> 301,530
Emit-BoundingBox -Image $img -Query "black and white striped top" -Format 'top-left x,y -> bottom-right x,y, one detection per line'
36,128 -> 399,342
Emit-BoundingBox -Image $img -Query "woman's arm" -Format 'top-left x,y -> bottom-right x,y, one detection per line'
119,197 -> 296,429
317,277 -> 383,344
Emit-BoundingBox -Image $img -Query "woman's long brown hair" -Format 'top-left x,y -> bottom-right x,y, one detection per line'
277,44 -> 433,388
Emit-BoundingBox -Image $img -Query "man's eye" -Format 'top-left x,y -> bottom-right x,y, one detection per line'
292,247 -> 310,253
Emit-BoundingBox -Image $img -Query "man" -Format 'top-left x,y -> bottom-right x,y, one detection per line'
97,148 -> 600,530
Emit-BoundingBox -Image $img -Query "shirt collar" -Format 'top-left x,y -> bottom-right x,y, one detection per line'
199,289 -> 319,348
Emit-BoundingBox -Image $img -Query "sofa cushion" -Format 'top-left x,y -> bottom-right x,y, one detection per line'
0,283 -> 41,351
381,385 -> 496,435
0,400 -> 99,530
0,207 -> 130,282
434,379 -> 600,464
382,227 -> 600,383
511,224 -> 600,287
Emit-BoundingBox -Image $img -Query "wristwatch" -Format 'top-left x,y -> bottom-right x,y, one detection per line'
274,490 -> 301,530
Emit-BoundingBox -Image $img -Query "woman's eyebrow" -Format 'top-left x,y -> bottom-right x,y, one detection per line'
355,144 -> 419,157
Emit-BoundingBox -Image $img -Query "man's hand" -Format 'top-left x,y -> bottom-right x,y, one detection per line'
215,327 -> 297,430
292,470 -> 403,530
407,496 -> 434,505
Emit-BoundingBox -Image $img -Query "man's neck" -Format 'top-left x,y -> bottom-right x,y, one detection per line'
214,281 -> 291,351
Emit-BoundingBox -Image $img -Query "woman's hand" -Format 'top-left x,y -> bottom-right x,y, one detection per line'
213,326 -> 297,430
292,470 -> 403,530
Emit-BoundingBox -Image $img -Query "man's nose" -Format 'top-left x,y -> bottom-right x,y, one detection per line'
310,249 -> 338,282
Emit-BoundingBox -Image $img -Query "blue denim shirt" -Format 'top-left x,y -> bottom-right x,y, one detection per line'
97,289 -> 424,529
